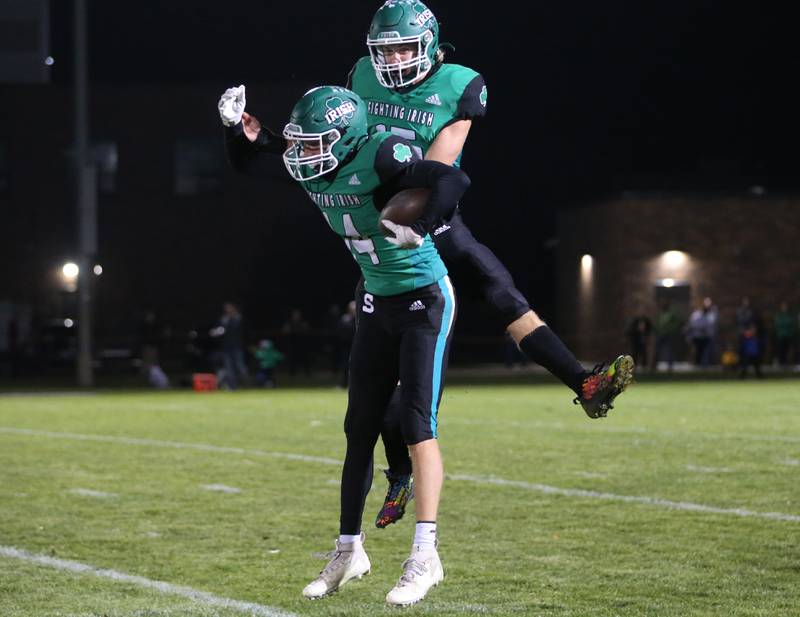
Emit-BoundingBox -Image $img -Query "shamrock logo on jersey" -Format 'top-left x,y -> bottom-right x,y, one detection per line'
479,85 -> 488,108
324,97 -> 357,127
393,143 -> 413,163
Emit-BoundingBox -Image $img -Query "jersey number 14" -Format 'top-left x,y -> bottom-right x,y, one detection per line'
323,212 -> 380,265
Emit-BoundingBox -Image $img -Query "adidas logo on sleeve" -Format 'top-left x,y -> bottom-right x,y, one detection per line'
424,93 -> 442,106
348,174 -> 361,186
408,300 -> 426,311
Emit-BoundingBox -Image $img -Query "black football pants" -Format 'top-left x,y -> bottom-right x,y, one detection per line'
340,277 -> 456,535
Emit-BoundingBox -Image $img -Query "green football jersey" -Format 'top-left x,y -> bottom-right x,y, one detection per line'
302,131 -> 446,297
348,57 -> 488,167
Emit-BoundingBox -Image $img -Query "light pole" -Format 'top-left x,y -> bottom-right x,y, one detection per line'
75,0 -> 96,387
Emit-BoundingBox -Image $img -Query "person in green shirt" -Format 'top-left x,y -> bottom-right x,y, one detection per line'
253,339 -> 283,387
652,299 -> 684,372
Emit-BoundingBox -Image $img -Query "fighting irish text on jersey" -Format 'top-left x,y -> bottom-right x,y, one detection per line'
302,132 -> 446,296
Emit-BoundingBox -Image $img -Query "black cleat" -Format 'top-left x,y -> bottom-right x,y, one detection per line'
574,355 -> 635,418
375,469 -> 413,528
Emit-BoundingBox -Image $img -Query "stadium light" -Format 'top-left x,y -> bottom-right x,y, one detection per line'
580,254 -> 594,290
62,262 -> 79,280
661,278 -> 675,288
61,262 -> 79,292
93,264 -> 103,275
661,250 -> 688,269
64,318 -> 74,328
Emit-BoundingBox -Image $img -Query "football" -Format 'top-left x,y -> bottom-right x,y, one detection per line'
379,188 -> 430,237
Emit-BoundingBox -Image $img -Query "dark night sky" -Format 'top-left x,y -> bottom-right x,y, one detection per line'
48,0 -> 793,191
5,1 -> 794,339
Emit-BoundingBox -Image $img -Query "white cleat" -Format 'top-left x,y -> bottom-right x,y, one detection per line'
302,533 -> 371,599
385,545 -> 444,607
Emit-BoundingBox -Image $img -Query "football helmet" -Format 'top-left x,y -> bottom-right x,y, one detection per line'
282,86 -> 369,182
366,1 -> 440,89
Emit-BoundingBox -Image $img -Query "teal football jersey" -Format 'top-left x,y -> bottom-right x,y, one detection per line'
348,57 -> 487,167
302,131 -> 446,297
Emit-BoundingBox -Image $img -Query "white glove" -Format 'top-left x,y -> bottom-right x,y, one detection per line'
382,220 -> 424,248
218,85 -> 246,127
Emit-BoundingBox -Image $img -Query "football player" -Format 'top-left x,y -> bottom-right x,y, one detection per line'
349,0 -> 635,530
220,85 -> 467,605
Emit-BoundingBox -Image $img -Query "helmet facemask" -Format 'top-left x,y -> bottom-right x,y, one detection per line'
282,125 -> 342,182
367,30 -> 434,88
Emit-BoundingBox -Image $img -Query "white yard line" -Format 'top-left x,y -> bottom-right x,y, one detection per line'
447,474 -> 800,523
448,417 -> 800,444
0,545 -> 296,617
2,426 -> 799,524
201,484 -> 242,494
0,427 -> 340,466
685,464 -> 734,474
69,488 -> 117,498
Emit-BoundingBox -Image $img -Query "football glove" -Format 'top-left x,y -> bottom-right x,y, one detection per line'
381,220 -> 424,248
218,85 -> 246,127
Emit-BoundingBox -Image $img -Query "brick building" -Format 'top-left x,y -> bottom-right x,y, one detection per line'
556,193 -> 800,362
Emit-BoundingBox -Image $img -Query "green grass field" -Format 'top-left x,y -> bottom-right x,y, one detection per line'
1,381 -> 799,616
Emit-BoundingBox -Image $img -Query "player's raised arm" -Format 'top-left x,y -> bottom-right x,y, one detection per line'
218,85 -> 291,182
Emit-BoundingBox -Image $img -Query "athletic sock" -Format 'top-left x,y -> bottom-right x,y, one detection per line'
413,521 -> 437,552
518,326 -> 587,395
338,534 -> 362,546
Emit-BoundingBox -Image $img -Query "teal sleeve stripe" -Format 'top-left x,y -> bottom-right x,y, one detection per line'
430,275 -> 456,437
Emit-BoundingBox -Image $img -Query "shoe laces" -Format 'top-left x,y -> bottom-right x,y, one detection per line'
397,557 -> 428,586
319,543 -> 351,576
581,363 -> 611,399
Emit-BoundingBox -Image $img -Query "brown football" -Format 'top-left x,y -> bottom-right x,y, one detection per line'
379,188 -> 431,237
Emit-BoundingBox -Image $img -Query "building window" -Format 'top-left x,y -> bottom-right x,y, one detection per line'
93,142 -> 118,194
174,138 -> 222,195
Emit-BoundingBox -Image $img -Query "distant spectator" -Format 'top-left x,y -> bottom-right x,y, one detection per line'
686,297 -> 718,366
139,310 -> 170,389
282,308 -> 311,376
254,339 -> 284,387
217,302 -> 248,389
736,296 -> 755,334
652,299 -> 684,371
626,314 -> 652,368
702,297 -> 720,364
736,296 -> 764,377
773,301 -> 796,367
336,301 -> 357,388
739,325 -> 763,378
